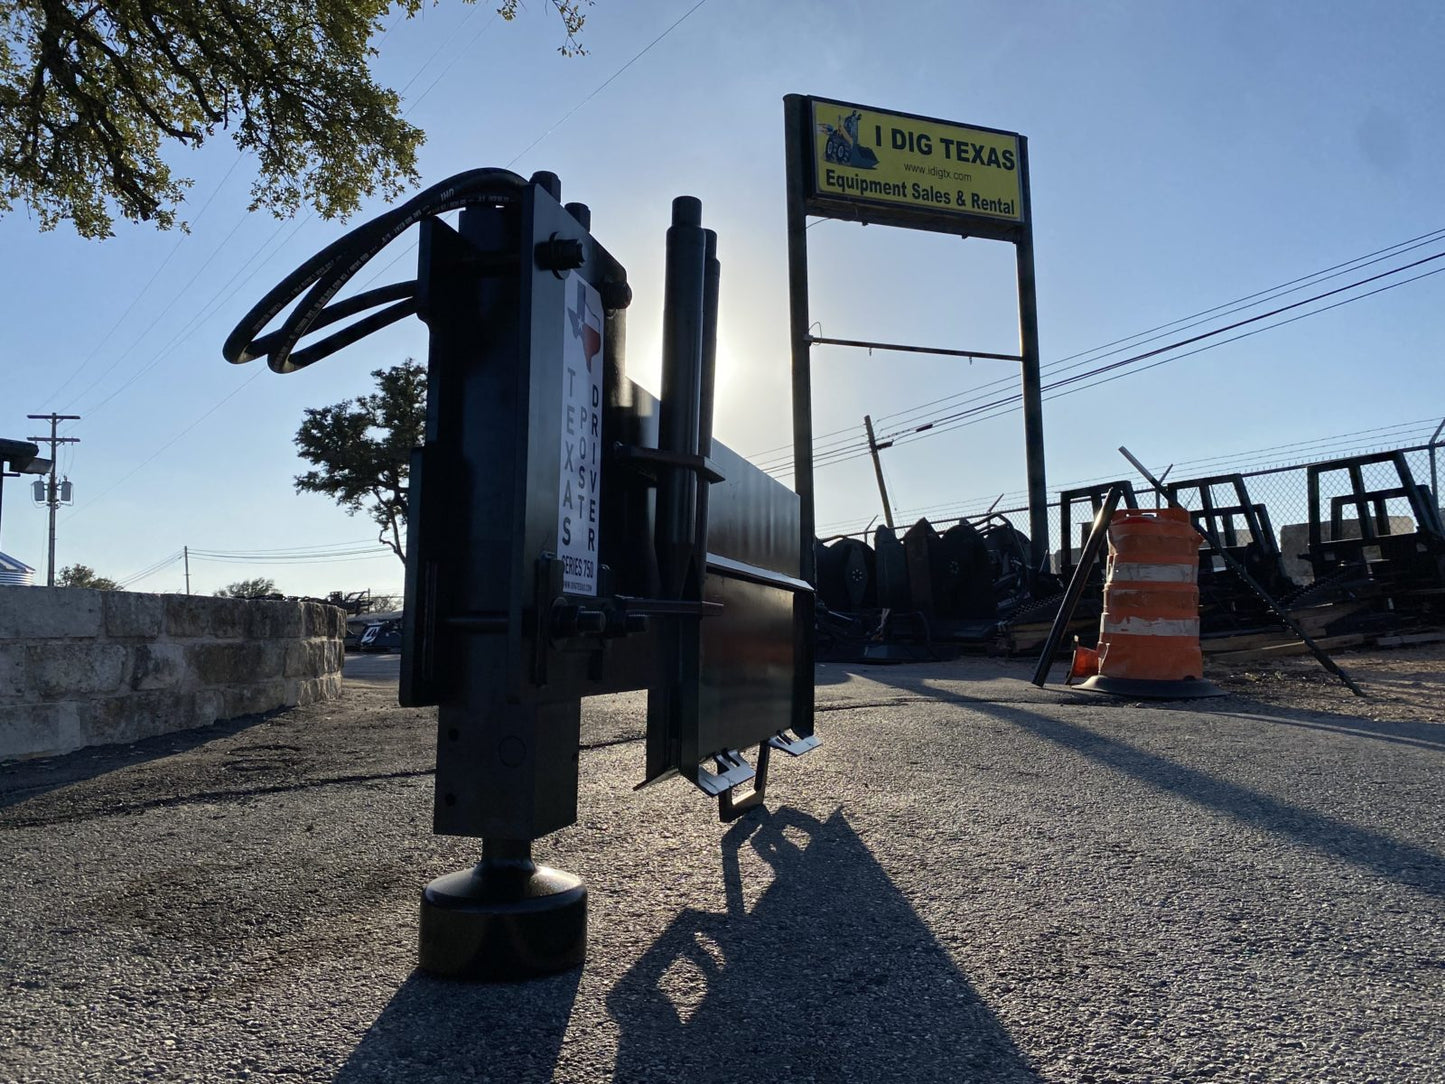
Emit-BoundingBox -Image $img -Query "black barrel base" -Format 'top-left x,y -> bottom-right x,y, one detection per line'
418,861 -> 587,981
1072,675 -> 1226,700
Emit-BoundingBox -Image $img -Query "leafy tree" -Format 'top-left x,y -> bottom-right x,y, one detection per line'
294,359 -> 424,562
215,577 -> 278,599
1,0 -> 590,238
57,563 -> 118,589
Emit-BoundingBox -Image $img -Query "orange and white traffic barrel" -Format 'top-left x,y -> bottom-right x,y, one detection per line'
1069,507 -> 1223,698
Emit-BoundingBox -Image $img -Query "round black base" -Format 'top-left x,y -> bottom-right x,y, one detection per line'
418,860 -> 587,981
1073,675 -> 1227,700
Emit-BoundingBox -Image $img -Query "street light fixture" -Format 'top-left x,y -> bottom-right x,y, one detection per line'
0,437 -> 54,555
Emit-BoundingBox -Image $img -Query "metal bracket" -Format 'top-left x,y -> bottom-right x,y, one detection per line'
715,744 -> 771,822
767,730 -> 820,757
694,748 -> 755,797
610,443 -> 725,485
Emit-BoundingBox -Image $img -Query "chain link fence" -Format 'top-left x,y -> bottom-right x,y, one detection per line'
881,441 -> 1443,589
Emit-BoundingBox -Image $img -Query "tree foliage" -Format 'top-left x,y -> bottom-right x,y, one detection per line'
214,576 -> 278,599
57,563 -> 118,589
0,0 -> 590,237
294,358 -> 424,562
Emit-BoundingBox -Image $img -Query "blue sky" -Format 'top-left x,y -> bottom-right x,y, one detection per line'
2,0 -> 1442,597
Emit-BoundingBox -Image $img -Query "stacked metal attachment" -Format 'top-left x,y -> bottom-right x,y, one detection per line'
226,171 -> 817,981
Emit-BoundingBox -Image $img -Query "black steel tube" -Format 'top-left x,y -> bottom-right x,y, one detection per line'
783,95 -> 817,587
655,196 -> 708,599
1031,487 -> 1121,686
1015,136 -> 1050,571
694,229 -> 721,553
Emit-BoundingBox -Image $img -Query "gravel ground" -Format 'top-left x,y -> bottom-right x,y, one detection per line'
1,652 -> 1442,1083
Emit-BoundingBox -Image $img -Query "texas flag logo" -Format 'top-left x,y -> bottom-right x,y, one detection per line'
568,279 -> 602,372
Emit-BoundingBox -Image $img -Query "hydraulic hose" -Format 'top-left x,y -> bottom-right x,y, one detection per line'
223,167 -> 529,373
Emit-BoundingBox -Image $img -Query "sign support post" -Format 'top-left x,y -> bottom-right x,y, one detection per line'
1014,138 -> 1049,569
784,98 -> 816,588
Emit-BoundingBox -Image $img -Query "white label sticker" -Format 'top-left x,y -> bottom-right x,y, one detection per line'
556,275 -> 604,596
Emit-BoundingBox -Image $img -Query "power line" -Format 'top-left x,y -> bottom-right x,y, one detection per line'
506,0 -> 710,167
746,223 -> 1445,466
763,247 -> 1445,478
64,4 -> 713,515
53,6 -> 475,426
188,550 -> 397,565
889,259 -> 1445,453
189,538 -> 381,555
115,539 -> 395,586
42,155 -> 248,408
348,0 -> 714,294
117,551 -> 184,589
69,212 -> 316,419
875,420 -> 1445,532
57,370 -> 265,526
870,225 -> 1445,434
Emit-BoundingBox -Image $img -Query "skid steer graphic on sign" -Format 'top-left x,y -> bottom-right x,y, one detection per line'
819,110 -> 879,169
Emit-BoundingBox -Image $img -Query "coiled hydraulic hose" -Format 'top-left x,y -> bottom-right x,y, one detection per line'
223,167 -> 529,373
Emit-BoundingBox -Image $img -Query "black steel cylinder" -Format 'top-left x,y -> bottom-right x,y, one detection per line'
693,229 -> 720,554
655,196 -> 708,599
564,201 -> 591,229
530,171 -> 562,201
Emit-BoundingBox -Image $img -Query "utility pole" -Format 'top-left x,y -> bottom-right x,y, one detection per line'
26,414 -> 80,586
184,546 -> 191,594
863,415 -> 895,529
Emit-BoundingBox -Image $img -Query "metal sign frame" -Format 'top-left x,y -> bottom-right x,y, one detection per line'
802,96 -> 1026,238
783,93 -> 1049,578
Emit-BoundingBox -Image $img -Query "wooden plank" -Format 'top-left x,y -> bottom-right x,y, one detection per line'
1209,634 -> 1367,664
1374,631 -> 1445,647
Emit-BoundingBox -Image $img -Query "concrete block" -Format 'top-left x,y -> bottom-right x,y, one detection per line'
184,641 -> 285,686
208,597 -> 247,640
194,688 -> 226,729
103,592 -> 163,639
221,680 -> 289,720
128,643 -> 185,691
302,602 -> 331,638
28,643 -> 127,698
286,673 -> 343,708
246,600 -> 302,640
82,692 -> 197,746
313,672 -> 343,702
165,595 -> 246,639
0,586 -> 103,641
283,639 -> 326,678
0,702 -> 84,761
164,595 -> 210,638
323,639 -> 344,675
0,644 -> 28,700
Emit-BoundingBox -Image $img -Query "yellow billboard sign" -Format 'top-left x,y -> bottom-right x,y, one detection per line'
806,97 -> 1024,225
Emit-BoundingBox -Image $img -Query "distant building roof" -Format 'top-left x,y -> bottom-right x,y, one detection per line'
0,551 -> 35,585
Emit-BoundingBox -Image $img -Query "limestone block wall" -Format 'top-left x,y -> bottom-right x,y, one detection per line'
0,588 -> 345,761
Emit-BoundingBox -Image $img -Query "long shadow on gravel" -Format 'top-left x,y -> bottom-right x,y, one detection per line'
334,967 -> 581,1083
606,807 -> 1041,1084
1207,711 -> 1445,752
0,710 -> 280,811
969,701 -> 1445,901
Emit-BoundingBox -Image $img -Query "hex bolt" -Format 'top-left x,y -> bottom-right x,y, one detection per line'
536,235 -> 586,273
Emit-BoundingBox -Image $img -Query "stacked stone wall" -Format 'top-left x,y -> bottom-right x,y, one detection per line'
0,588 -> 345,761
